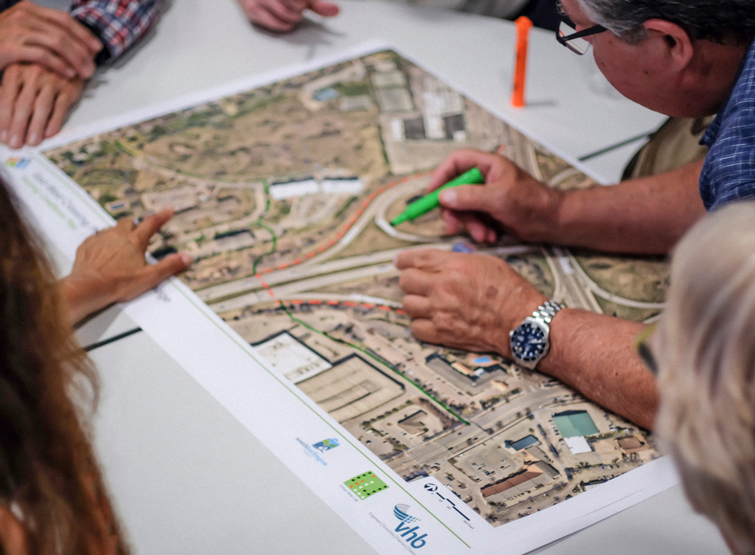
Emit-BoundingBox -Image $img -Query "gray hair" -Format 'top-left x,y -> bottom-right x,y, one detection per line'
656,202 -> 755,555
577,0 -> 755,44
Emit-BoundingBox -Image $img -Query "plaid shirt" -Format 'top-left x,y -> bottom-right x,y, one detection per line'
71,0 -> 164,63
0,0 -> 163,63
699,38 -> 755,210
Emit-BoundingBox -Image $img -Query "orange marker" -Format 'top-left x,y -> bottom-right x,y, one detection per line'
511,16 -> 534,108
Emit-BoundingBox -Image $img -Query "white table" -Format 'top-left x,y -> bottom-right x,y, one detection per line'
36,0 -> 728,553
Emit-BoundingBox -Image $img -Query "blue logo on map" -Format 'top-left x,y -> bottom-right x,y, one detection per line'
313,438 -> 340,452
393,504 -> 427,549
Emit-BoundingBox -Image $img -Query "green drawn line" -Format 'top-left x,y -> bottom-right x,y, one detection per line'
281,304 -> 471,426
251,180 -> 275,275
250,202 -> 470,425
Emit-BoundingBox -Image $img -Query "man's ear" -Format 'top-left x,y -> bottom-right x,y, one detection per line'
643,19 -> 694,70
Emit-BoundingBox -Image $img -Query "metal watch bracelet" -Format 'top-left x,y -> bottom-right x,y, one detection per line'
530,300 -> 564,325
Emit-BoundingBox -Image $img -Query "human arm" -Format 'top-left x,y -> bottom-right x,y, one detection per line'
237,0 -> 339,33
60,209 -> 192,326
70,0 -> 164,64
0,0 -> 101,78
430,149 -> 707,256
395,248 -> 658,430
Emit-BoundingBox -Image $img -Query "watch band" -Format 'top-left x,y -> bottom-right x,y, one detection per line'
530,300 -> 564,325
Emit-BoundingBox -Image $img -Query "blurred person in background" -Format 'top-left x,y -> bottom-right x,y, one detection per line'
235,0 -> 558,35
654,201 -> 755,555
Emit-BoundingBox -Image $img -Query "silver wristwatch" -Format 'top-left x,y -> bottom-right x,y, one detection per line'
509,300 -> 564,370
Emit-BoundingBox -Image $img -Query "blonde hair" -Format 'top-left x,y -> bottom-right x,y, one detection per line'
657,201 -> 755,555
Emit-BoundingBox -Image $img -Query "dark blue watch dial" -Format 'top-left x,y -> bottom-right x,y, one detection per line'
511,322 -> 546,363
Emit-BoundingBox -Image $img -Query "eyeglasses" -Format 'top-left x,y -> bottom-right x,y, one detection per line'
556,15 -> 607,55
635,322 -> 658,376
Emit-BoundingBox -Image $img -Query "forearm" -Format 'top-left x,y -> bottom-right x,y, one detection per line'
542,160 -> 706,255
540,309 -> 658,430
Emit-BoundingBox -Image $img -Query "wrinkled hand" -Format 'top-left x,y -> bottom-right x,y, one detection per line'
0,1 -> 101,79
395,248 -> 546,356
61,209 -> 193,325
428,149 -> 563,244
237,0 -> 339,32
0,63 -> 85,148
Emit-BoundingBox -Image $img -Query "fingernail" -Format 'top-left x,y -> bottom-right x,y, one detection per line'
180,253 -> 193,265
393,254 -> 400,267
9,136 -> 21,149
440,190 -> 457,205
27,133 -> 39,146
66,68 -> 76,78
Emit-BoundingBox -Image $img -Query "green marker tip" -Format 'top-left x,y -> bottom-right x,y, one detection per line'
390,167 -> 484,226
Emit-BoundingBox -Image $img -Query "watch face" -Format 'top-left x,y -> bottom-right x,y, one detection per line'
511,322 -> 547,363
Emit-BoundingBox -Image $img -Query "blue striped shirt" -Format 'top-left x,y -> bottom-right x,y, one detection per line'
700,38 -> 755,210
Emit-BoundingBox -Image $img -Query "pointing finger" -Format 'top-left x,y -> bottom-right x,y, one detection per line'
132,208 -> 175,251
122,252 -> 192,302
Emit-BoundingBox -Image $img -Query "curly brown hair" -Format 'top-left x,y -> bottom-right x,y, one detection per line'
0,179 -> 127,555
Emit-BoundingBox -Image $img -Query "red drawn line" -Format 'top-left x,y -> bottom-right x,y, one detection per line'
256,170 -> 431,274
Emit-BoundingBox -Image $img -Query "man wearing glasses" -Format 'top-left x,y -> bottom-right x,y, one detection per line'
396,0 -> 755,431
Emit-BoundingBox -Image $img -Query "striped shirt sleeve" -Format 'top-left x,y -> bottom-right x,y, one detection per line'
70,0 -> 165,63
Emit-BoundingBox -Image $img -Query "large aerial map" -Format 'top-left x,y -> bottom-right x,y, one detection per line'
45,50 -> 666,527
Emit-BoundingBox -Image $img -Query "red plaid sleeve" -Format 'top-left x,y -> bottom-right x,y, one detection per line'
70,0 -> 165,62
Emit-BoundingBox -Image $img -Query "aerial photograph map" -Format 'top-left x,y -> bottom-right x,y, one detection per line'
45,50 -> 666,527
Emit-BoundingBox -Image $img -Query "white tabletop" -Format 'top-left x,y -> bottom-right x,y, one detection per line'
50,0 -> 727,553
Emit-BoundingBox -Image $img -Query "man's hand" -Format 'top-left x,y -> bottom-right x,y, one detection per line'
0,1 -> 101,79
0,63 -> 85,148
61,209 -> 193,325
395,248 -> 546,355
237,0 -> 339,33
428,149 -> 563,244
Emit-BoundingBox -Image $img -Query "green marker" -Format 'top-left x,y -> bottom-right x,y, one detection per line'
391,167 -> 485,226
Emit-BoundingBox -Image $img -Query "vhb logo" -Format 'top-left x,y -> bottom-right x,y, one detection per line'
393,504 -> 427,549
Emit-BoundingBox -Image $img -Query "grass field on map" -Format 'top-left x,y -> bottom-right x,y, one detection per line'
46,50 -> 667,526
